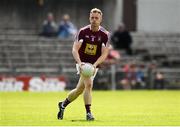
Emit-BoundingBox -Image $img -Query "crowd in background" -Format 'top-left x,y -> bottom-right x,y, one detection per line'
40,12 -> 133,56
39,12 -> 166,90
40,12 -> 77,39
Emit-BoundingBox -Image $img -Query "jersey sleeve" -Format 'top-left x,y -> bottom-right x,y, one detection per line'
103,32 -> 111,47
75,29 -> 84,43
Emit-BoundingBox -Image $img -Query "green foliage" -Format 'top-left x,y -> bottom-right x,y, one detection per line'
0,90 -> 180,126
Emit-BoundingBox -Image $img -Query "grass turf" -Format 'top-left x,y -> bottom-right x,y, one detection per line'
0,90 -> 180,126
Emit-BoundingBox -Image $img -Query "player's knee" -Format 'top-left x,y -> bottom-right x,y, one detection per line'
84,78 -> 93,89
85,83 -> 93,89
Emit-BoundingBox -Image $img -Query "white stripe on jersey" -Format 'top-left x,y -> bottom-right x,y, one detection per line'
99,26 -> 111,47
75,25 -> 90,42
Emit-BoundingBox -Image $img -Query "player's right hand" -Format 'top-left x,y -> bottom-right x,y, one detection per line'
79,62 -> 85,73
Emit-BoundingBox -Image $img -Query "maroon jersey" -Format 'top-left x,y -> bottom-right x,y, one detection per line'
75,25 -> 110,64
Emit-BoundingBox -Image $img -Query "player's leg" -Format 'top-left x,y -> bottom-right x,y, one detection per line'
57,76 -> 85,120
66,76 -> 85,102
83,76 -> 95,121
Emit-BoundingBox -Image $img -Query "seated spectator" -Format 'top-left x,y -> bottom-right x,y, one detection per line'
95,45 -> 120,89
136,65 -> 146,88
154,71 -> 165,89
111,23 -> 133,55
100,45 -> 120,68
120,63 -> 137,89
58,14 -> 77,39
40,12 -> 58,37
120,63 -> 145,90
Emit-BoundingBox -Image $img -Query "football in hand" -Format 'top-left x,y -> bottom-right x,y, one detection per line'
81,63 -> 95,77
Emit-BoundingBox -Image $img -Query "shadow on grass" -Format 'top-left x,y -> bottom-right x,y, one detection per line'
71,119 -> 100,122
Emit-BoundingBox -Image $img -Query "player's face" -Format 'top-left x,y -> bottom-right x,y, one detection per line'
89,12 -> 102,27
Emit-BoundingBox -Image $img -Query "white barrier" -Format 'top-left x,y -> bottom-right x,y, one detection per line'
0,76 -> 66,92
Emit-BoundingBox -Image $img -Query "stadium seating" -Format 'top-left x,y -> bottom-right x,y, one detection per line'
132,32 -> 180,66
0,29 -> 180,89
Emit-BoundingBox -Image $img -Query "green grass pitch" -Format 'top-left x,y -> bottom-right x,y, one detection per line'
0,90 -> 180,126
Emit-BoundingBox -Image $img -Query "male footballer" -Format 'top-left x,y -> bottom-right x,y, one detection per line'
57,8 -> 110,121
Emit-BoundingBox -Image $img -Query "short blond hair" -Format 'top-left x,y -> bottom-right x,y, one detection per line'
90,8 -> 103,16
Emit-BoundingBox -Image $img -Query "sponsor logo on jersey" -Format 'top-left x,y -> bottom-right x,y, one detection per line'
84,43 -> 97,55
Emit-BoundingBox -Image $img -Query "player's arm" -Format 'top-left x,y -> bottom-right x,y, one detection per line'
72,40 -> 82,65
93,45 -> 110,68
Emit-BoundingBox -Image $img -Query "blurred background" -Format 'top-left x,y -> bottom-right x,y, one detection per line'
0,0 -> 180,92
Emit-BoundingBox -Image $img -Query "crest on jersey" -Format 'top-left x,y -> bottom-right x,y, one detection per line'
98,36 -> 101,41
84,43 -> 97,55
91,35 -> 96,42
85,35 -> 89,38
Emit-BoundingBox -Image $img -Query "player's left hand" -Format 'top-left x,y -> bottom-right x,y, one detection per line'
92,64 -> 97,75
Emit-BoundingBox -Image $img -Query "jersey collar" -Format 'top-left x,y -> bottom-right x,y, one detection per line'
90,25 -> 100,32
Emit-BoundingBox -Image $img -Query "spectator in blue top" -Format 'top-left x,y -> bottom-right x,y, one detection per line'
58,14 -> 77,39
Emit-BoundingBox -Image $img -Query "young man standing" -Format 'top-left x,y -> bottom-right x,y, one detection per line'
57,8 -> 110,121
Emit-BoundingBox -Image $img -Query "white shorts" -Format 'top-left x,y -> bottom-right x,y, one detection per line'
76,64 -> 99,80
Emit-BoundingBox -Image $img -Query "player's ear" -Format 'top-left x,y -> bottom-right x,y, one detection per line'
100,15 -> 102,23
89,13 -> 92,22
